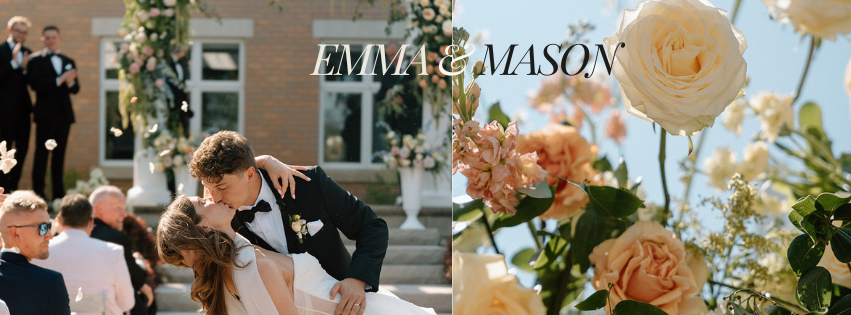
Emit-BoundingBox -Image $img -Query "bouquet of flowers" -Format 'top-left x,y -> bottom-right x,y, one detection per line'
407,0 -> 452,119
380,131 -> 445,173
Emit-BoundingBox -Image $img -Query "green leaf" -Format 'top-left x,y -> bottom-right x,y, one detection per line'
511,248 -> 537,272
793,195 -> 820,218
585,185 -> 645,219
453,199 -> 484,221
517,181 -> 553,199
573,210 -> 608,273
788,234 -> 826,277
614,160 -> 628,189
832,228 -> 851,263
840,154 -> 851,174
816,193 -> 851,217
833,204 -> 851,221
791,210 -> 806,233
799,102 -> 823,134
488,101 -> 510,129
796,266 -> 832,312
593,156 -> 614,173
826,294 -> 851,315
612,300 -> 668,315
491,188 -> 555,230
534,236 -> 568,270
575,289 -> 609,311
764,305 -> 793,315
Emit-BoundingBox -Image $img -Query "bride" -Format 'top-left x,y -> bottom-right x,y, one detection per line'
156,195 -> 437,315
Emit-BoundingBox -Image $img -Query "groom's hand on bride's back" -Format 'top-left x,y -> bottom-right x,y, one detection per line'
330,277 -> 367,315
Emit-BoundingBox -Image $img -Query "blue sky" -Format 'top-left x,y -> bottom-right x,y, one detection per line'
452,0 -> 851,287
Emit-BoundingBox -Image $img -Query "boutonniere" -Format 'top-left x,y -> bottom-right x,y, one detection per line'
289,214 -> 308,244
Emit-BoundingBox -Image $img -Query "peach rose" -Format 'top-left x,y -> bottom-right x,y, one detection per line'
517,124 -> 593,219
589,221 -> 708,315
452,252 -> 546,315
818,244 -> 851,288
763,0 -> 851,41
604,0 -> 747,136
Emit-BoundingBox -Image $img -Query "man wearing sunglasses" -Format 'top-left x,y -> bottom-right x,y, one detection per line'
0,190 -> 71,315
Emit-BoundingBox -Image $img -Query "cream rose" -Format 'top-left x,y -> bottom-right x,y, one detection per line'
452,252 -> 546,315
750,92 -> 794,143
604,0 -> 747,136
762,0 -> 851,41
703,147 -> 737,190
589,221 -> 708,315
819,245 -> 851,288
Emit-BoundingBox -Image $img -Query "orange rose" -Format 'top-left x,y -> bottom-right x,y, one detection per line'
516,124 -> 593,219
589,221 -> 708,315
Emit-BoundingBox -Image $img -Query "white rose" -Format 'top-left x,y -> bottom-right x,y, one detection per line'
605,0 -> 747,136
291,222 -> 302,233
419,0 -> 430,6
452,252 -> 546,315
423,156 -> 436,169
762,0 -> 851,41
442,20 -> 452,37
422,8 -> 436,21
737,141 -> 768,181
137,10 -> 149,22
164,0 -> 177,6
723,98 -> 747,136
750,92 -> 794,143
703,147 -> 737,190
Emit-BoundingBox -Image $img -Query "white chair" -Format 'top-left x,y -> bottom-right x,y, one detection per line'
68,289 -> 109,315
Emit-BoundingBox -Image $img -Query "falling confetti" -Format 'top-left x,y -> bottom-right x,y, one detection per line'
159,150 -> 171,157
177,183 -> 184,195
131,97 -> 138,103
45,139 -> 57,150
110,127 -> 123,137
149,124 -> 158,133
181,101 -> 189,112
149,162 -> 155,174
0,141 -> 18,174
75,287 -> 83,302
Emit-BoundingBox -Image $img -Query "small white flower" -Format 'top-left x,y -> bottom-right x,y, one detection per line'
738,141 -> 768,181
703,147 -> 738,190
45,139 -> 58,151
750,92 -> 794,143
723,98 -> 747,136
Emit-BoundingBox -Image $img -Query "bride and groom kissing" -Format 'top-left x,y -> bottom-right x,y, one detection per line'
156,131 -> 435,315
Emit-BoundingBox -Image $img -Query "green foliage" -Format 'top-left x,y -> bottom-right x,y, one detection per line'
764,305 -> 793,315
788,234 -> 826,277
827,295 -> 851,315
612,300 -> 668,315
584,185 -> 645,219
797,266 -> 832,313
511,248 -> 538,272
491,186 -> 555,230
488,101 -> 511,130
575,289 -> 609,311
572,210 -> 607,273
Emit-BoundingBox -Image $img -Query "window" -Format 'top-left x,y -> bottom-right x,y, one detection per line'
318,43 -> 419,169
98,39 -> 244,166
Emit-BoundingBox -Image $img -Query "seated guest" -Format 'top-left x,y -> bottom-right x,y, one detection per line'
89,186 -> 152,314
0,191 -> 70,315
33,194 -> 135,315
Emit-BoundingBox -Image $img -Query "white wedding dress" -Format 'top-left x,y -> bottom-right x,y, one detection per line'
225,234 -> 437,315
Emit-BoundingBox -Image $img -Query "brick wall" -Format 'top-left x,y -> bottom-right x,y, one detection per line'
0,0 -> 398,200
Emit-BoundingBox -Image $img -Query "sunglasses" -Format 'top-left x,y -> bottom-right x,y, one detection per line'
7,222 -> 52,236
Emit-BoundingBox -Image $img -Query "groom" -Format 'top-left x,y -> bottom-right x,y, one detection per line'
189,131 -> 388,315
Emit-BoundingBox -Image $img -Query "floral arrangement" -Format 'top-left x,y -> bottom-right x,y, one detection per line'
452,0 -> 851,313
149,131 -> 196,173
50,168 -> 112,210
380,131 -> 445,173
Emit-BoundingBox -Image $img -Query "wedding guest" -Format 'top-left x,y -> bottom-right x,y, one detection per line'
167,44 -> 192,137
0,191 -> 71,315
28,25 -> 79,200
0,16 -> 33,191
33,194 -> 135,315
122,214 -> 161,315
89,186 -> 153,315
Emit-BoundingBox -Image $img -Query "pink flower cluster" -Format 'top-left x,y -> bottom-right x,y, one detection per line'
527,72 -> 615,125
453,118 -> 547,215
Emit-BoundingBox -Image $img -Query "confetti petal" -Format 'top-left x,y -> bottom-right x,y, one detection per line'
130,97 -> 138,103
149,162 -> 155,174
1,159 -> 17,174
45,139 -> 58,150
181,101 -> 189,112
159,150 -> 171,157
110,127 -> 123,137
149,124 -> 158,133
177,183 -> 184,195
75,287 -> 83,302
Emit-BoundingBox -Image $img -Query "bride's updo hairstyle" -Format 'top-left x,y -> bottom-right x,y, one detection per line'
157,195 -> 245,315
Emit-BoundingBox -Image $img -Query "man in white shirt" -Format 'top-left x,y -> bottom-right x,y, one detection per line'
33,194 -> 135,315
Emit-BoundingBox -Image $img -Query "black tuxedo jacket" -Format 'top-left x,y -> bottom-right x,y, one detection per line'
91,218 -> 148,291
0,251 -> 71,315
231,166 -> 388,292
26,49 -> 79,123
0,41 -> 33,115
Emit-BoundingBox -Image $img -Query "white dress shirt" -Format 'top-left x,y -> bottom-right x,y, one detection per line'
6,38 -> 22,70
47,49 -> 75,88
172,55 -> 184,81
239,170 -> 290,254
32,228 -> 135,315
0,299 -> 9,315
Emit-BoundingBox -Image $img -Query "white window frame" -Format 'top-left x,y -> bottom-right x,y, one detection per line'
98,38 -> 246,167
317,41 -> 385,170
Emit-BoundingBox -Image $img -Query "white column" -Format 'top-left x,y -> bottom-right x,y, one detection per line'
420,94 -> 451,208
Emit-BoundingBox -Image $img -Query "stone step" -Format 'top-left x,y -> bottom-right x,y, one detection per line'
341,228 -> 441,246
345,245 -> 445,265
156,284 -> 451,313
158,263 -> 449,285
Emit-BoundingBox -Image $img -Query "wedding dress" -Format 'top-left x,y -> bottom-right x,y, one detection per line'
226,234 -> 437,315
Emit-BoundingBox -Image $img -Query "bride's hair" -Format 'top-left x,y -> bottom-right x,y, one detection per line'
157,195 -> 246,315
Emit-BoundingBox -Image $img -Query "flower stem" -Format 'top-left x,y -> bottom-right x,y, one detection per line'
480,207 -> 501,255
729,0 -> 743,24
528,220 -> 542,250
548,249 -> 573,315
574,104 -> 597,145
708,280 -> 804,313
659,130 -> 671,225
681,128 -> 710,206
792,36 -> 816,106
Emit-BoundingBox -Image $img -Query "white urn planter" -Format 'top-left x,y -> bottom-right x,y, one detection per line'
173,164 -> 199,196
126,116 -> 171,209
398,164 -> 426,229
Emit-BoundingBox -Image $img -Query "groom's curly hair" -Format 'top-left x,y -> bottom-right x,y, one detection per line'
157,196 -> 247,315
189,131 -> 257,184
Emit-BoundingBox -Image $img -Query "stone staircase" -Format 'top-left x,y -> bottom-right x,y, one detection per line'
151,205 -> 451,314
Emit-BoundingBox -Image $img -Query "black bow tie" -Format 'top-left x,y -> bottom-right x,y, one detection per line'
237,199 -> 272,223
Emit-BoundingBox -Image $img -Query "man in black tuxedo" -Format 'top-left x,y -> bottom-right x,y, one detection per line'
190,131 -> 388,315
88,185 -> 153,315
0,191 -> 71,315
27,26 -> 79,200
167,45 -> 192,137
0,16 -> 34,191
